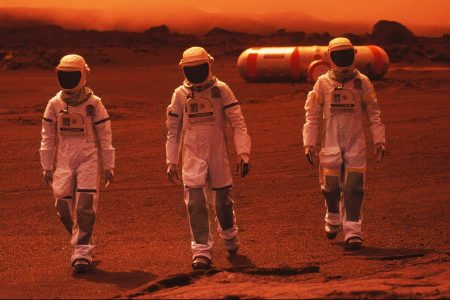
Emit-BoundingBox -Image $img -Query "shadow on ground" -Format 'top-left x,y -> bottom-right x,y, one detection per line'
72,261 -> 157,290
331,242 -> 432,260
227,254 -> 256,268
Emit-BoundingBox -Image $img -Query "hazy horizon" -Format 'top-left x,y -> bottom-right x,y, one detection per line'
0,1 -> 449,36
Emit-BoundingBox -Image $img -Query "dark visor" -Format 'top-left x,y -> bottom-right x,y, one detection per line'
57,71 -> 82,89
183,63 -> 209,84
330,49 -> 355,68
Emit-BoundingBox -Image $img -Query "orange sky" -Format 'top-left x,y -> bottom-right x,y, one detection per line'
0,0 -> 449,35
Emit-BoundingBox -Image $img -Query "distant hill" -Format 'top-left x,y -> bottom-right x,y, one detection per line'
0,17 -> 449,70
1,7 -> 448,36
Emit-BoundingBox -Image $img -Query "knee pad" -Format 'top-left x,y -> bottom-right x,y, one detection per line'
76,192 -> 96,245
344,172 -> 364,222
321,175 -> 340,213
55,196 -> 73,234
187,188 -> 209,245
214,186 -> 234,231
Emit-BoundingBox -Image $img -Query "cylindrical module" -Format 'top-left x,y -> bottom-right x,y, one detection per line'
237,45 -> 389,82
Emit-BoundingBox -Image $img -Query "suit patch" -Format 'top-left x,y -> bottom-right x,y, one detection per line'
211,86 -> 221,98
85,105 -> 94,116
330,89 -> 355,114
353,78 -> 362,90
333,94 -> 341,102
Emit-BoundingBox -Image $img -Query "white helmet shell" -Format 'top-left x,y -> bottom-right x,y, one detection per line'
179,46 -> 214,67
179,47 -> 215,87
56,54 -> 90,92
327,37 -> 357,73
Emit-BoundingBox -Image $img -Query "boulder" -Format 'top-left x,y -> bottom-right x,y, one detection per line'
372,20 -> 417,44
144,25 -> 170,36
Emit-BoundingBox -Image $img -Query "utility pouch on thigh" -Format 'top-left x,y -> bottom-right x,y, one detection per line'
319,147 -> 343,169
186,96 -> 215,124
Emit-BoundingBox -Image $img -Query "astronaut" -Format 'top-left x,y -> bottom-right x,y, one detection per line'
303,38 -> 386,250
166,46 -> 251,269
40,54 -> 115,273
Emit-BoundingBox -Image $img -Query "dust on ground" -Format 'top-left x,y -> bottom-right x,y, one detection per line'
0,51 -> 449,298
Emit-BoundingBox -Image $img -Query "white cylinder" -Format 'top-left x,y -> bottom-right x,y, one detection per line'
237,45 -> 389,82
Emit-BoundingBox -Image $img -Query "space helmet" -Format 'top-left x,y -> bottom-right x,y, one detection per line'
327,37 -> 357,73
56,54 -> 90,93
179,47 -> 214,86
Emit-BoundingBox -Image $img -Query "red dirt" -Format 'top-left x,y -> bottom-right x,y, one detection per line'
0,51 -> 449,298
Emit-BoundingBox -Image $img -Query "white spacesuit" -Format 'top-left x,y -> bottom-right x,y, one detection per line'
40,54 -> 115,273
303,38 -> 385,250
166,47 -> 251,269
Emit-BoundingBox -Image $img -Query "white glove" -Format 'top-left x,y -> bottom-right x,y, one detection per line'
374,143 -> 386,164
237,154 -> 250,178
167,164 -> 180,184
43,169 -> 53,186
104,169 -> 114,188
304,146 -> 317,167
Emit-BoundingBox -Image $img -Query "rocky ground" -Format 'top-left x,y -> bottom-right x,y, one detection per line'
0,26 -> 449,299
